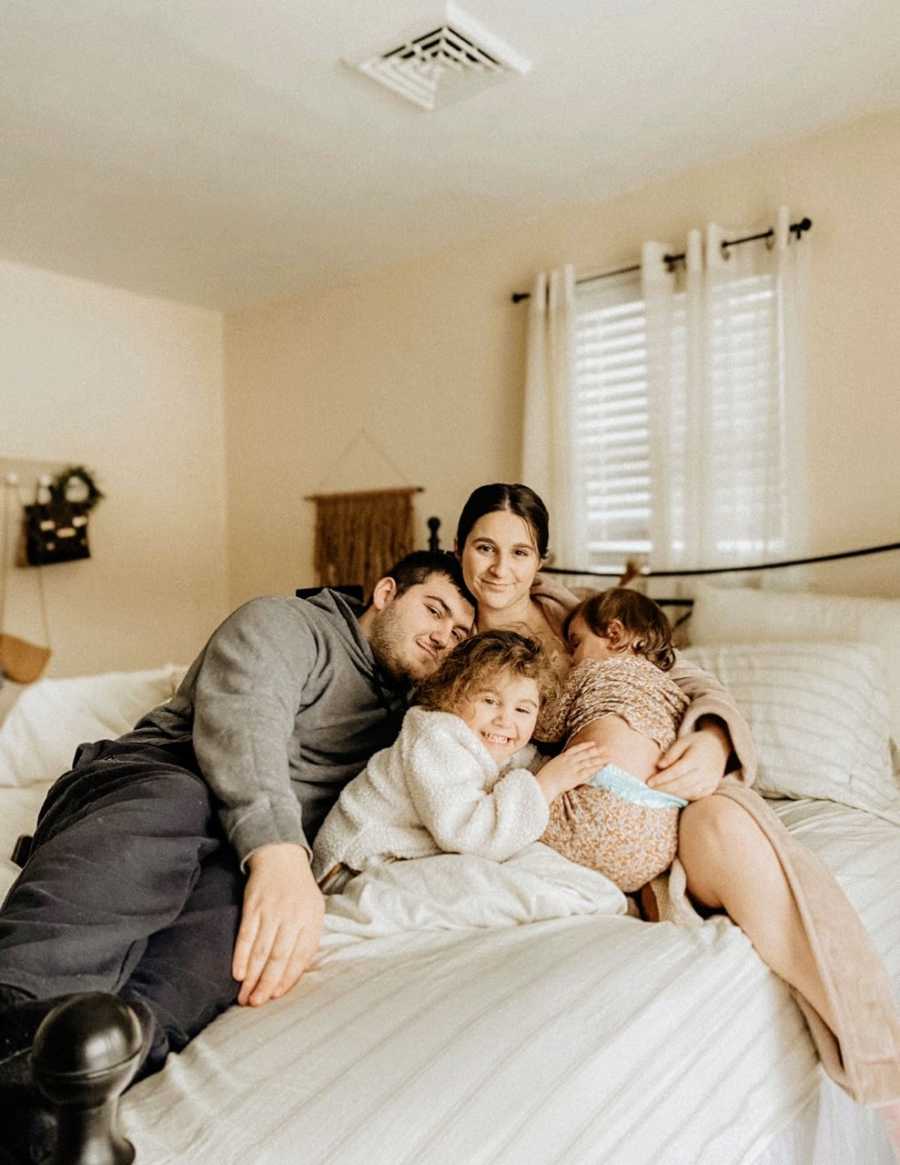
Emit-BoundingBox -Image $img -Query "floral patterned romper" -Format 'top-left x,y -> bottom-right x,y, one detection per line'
537,654 -> 689,892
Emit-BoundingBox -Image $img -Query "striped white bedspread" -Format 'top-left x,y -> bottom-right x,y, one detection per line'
114,799 -> 900,1165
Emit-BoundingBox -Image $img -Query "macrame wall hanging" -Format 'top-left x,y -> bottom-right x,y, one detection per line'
306,429 -> 423,598
309,487 -> 421,598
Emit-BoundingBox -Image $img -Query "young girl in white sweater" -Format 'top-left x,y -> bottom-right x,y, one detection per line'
312,630 -> 604,890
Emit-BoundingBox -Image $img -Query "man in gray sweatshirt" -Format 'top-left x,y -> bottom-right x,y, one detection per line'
0,550 -> 474,1104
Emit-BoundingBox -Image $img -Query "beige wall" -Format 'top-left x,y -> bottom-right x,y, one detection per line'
225,110 -> 900,604
1,259 -> 228,675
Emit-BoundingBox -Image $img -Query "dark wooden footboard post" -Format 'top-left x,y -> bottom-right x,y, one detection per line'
31,993 -> 144,1165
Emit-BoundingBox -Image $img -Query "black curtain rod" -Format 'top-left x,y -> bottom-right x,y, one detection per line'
541,537 -> 899,580
511,217 -> 813,304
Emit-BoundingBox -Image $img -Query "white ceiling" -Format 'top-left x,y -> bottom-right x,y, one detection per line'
2,0 -> 898,310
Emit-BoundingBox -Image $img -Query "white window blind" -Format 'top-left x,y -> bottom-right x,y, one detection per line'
703,272 -> 786,558
572,271 -> 651,571
572,265 -> 789,572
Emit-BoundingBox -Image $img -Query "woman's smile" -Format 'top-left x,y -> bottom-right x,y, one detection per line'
460,510 -> 543,615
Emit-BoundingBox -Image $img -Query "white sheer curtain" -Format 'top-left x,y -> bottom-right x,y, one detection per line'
521,265 -> 585,564
522,209 -> 808,572
642,206 -> 809,569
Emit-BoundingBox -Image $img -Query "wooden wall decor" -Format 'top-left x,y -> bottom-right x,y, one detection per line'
308,486 -> 421,598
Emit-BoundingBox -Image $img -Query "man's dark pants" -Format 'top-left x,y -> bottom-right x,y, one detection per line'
0,736 -> 244,1077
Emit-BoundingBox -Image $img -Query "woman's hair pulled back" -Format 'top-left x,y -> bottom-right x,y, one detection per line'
455,483 -> 550,559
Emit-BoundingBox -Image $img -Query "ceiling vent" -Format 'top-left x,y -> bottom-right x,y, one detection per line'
345,3 -> 531,112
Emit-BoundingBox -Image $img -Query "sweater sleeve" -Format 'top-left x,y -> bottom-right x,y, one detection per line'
401,715 -> 550,862
191,598 -> 317,861
669,653 -> 758,782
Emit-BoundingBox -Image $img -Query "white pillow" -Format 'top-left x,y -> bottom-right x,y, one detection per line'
681,642 -> 900,823
689,584 -> 900,745
0,665 -> 186,788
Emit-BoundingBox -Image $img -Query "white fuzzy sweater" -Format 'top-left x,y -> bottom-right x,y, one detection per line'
311,706 -> 549,883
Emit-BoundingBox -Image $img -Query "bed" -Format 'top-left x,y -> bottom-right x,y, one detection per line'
1,583 -> 898,1164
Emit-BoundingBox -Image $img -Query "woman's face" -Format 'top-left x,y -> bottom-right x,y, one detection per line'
459,510 -> 543,614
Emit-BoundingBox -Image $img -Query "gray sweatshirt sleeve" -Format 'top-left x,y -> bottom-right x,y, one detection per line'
190,598 -> 317,861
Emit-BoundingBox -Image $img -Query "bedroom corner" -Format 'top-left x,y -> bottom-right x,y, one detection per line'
0,259 -> 229,678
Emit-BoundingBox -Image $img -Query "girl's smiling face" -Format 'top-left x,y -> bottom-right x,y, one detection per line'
459,510 -> 543,616
456,672 -> 540,762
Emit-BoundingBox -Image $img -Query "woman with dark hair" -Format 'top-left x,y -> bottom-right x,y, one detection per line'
453,482 -> 900,1112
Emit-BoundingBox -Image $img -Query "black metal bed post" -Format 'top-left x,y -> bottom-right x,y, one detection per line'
32,993 -> 143,1165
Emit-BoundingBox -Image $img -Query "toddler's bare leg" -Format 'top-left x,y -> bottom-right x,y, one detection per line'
567,716 -> 660,783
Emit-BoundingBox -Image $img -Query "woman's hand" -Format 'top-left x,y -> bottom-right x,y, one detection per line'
233,843 -> 325,1006
536,742 -> 606,803
646,721 -> 730,801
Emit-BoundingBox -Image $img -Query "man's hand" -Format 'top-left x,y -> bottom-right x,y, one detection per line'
646,721 -> 730,802
233,843 -> 325,1007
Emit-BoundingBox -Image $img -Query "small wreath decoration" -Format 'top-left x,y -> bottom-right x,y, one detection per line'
51,466 -> 105,512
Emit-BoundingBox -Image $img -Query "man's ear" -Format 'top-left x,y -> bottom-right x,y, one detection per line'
370,576 -> 398,612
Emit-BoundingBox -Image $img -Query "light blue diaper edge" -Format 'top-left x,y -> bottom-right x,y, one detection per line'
588,763 -> 688,809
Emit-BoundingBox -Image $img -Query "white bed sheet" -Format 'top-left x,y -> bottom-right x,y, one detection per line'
1,792 -> 896,1164
0,784 -> 48,898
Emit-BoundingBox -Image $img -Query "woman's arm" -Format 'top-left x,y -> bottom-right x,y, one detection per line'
647,655 -> 757,800
646,717 -> 732,800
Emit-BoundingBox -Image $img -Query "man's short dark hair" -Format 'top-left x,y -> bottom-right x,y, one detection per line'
377,550 -> 474,609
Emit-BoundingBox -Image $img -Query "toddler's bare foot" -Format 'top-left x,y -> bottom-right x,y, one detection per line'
638,882 -> 659,922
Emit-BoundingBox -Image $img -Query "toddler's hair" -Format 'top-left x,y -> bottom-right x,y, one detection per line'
563,588 -> 676,671
415,629 -> 558,713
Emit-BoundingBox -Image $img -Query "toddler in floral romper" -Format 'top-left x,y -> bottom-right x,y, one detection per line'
538,588 -> 689,892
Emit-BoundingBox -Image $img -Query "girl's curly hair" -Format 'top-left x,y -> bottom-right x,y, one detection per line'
563,588 -> 676,671
415,629 -> 558,713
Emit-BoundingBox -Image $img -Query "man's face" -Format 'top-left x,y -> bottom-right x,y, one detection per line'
366,573 -> 474,682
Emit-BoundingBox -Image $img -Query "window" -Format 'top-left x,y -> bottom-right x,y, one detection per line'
572,271 -> 650,571
571,262 -> 793,573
